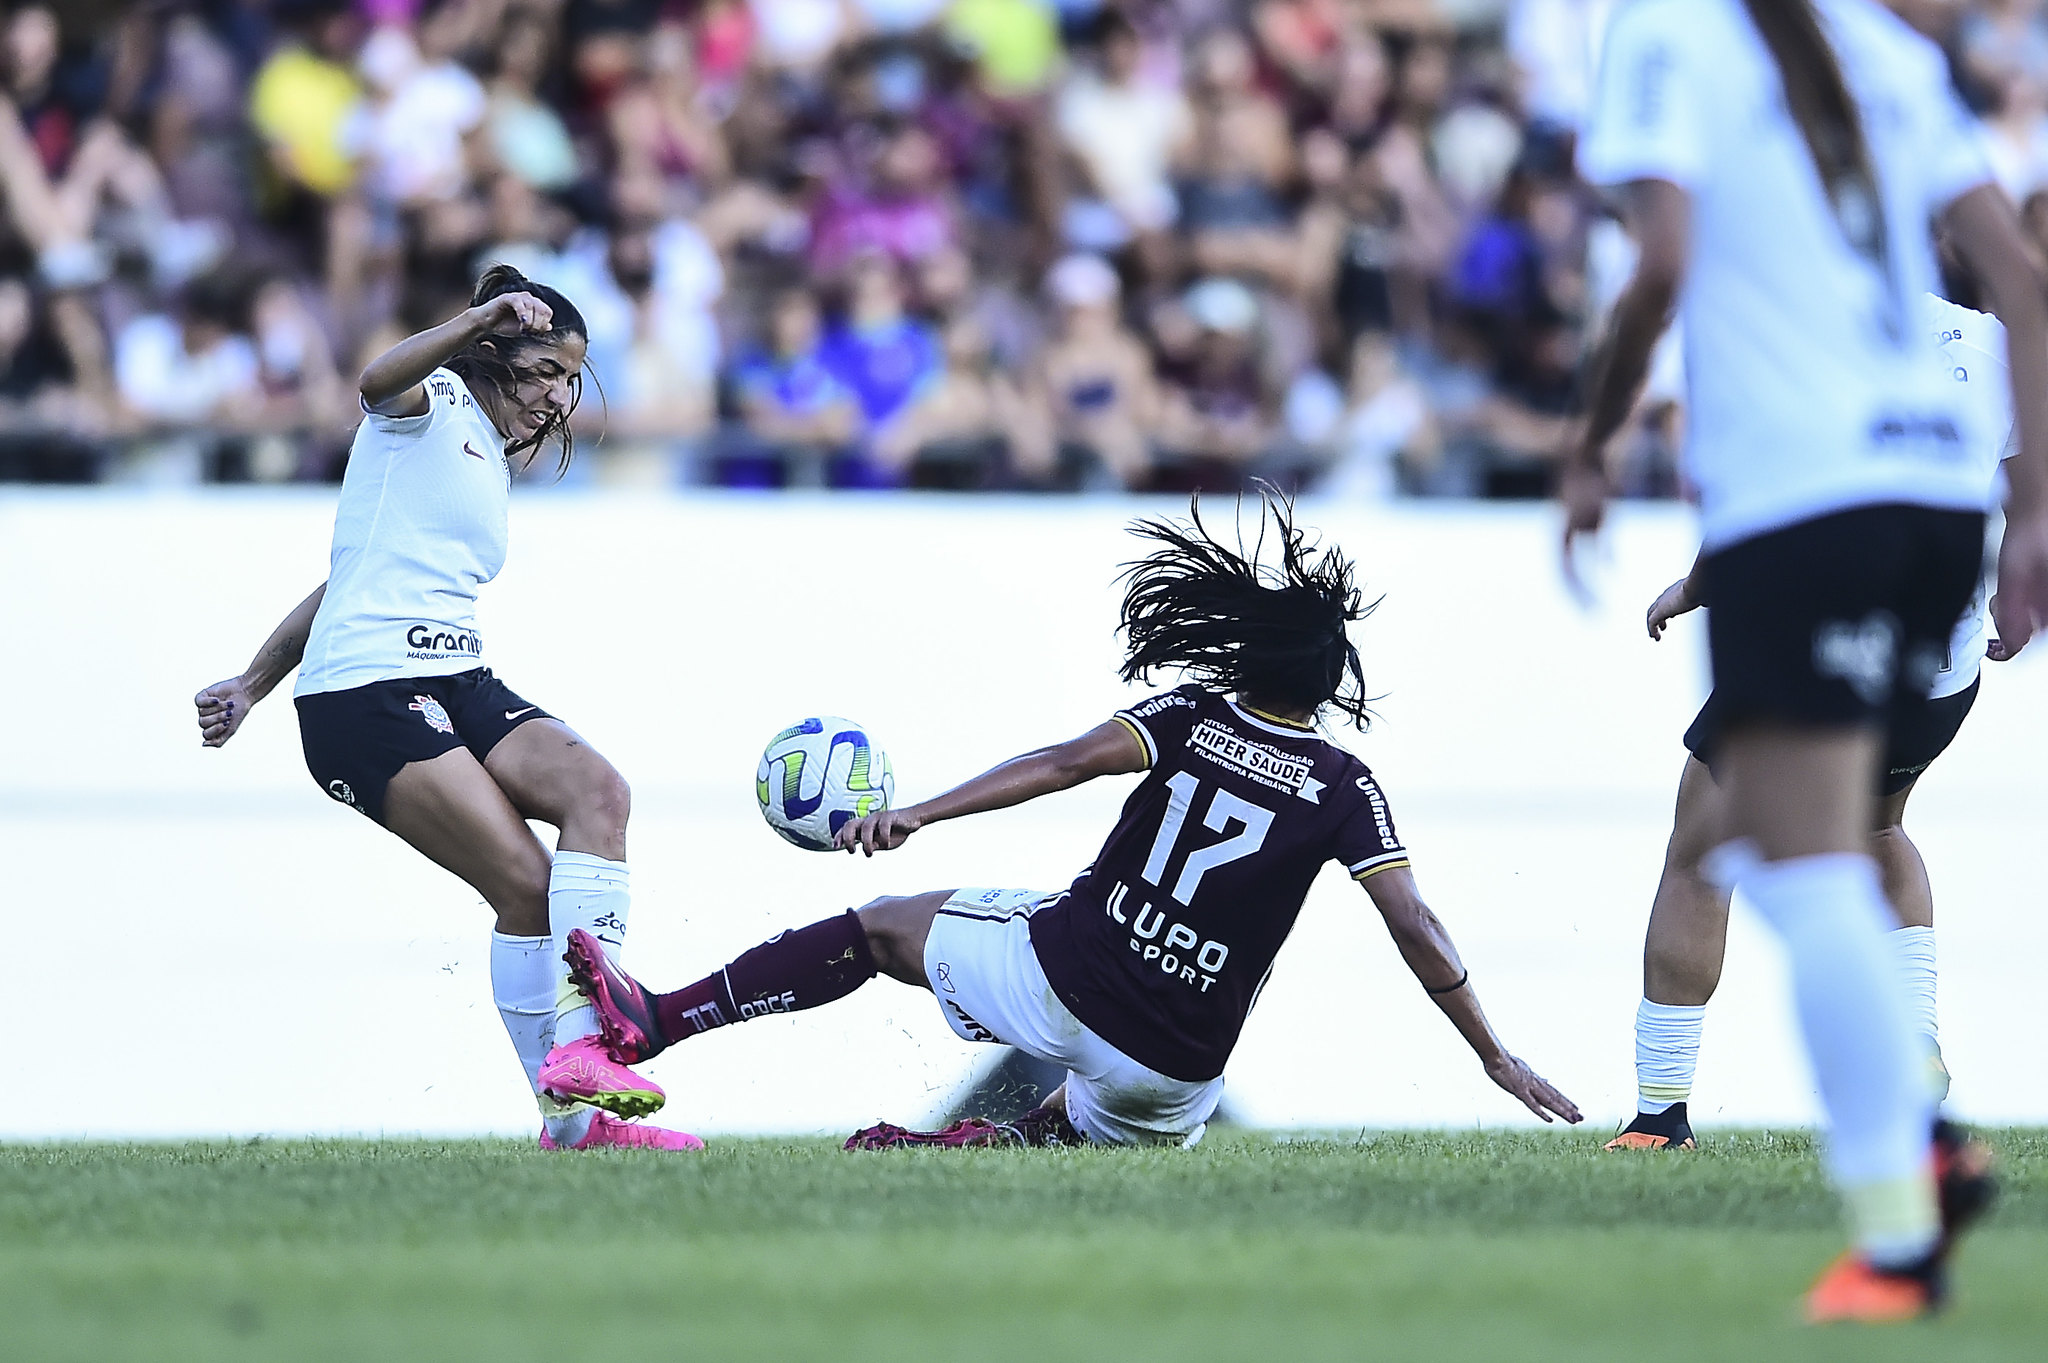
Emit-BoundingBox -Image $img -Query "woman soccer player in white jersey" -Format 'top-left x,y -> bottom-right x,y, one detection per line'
1607,297 -> 2016,1154
532,496 -> 1583,1148
1568,0 -> 2048,1321
192,265 -> 700,1152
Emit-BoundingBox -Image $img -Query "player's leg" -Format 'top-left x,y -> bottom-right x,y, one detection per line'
1717,723 -> 1943,1260
1642,758 -> 1734,1007
382,748 -> 695,1148
1699,507 -> 1990,1319
1872,780 -> 1946,1100
1871,783 -> 1931,931
541,892 -> 928,1103
1609,755 -> 1729,1150
384,748 -> 554,933
1869,673 -> 1978,1105
478,712 -> 631,1059
298,683 -> 581,1141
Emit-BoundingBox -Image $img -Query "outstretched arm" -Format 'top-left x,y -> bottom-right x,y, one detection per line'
194,582 -> 326,747
834,719 -> 1148,856
1361,866 -> 1582,1123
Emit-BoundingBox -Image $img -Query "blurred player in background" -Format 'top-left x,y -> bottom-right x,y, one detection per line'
1608,297 -> 2017,1153
194,265 -> 699,1152
1566,0 -> 2048,1321
536,495 -> 1583,1148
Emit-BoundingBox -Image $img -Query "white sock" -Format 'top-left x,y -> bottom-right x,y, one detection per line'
1740,852 -> 1936,1266
549,850 -> 631,1047
1889,926 -> 1938,1044
491,930 -> 592,1146
1634,999 -> 1706,1115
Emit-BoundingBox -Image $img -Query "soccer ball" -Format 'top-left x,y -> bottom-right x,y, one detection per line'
755,717 -> 895,851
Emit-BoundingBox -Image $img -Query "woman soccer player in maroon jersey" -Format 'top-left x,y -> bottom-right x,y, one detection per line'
535,495 -> 1582,1146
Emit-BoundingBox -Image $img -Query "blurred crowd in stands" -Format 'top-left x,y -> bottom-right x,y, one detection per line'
0,0 -> 2042,493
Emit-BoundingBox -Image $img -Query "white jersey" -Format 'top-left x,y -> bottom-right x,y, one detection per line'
1927,296 -> 2011,698
1582,0 -> 1995,550
296,369 -> 511,698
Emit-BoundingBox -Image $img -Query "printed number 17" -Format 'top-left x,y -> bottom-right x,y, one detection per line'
1140,772 -> 1274,905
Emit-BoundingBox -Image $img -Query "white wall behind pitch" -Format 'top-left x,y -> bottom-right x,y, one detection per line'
0,489 -> 2039,1139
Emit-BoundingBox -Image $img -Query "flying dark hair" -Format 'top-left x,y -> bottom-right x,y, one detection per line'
1117,490 -> 1377,729
1741,0 -> 1891,281
447,263 -> 588,476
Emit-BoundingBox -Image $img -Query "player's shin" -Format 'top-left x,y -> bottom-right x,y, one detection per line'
491,929 -> 594,1146
652,910 -> 878,1041
1889,926 -> 1937,1043
1741,852 -> 1938,1268
1889,925 -> 1947,1102
549,851 -> 630,1046
1634,998 -> 1705,1115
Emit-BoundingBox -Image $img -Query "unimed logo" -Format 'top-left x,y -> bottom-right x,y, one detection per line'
406,624 -> 481,654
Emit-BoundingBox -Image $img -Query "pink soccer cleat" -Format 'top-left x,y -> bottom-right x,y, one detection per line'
538,1035 -> 666,1118
539,1110 -> 705,1152
563,928 -> 668,1064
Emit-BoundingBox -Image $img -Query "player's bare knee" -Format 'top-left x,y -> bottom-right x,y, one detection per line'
1869,822 -> 1909,861
583,763 -> 631,833
856,897 -> 915,976
491,865 -> 550,936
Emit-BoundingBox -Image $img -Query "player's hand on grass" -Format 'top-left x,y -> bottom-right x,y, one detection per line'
1645,577 -> 1696,641
195,676 -> 256,747
835,806 -> 924,856
1483,1053 -> 1582,1124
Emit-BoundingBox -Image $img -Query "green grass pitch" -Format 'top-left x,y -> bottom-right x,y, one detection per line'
4,1129 -> 2043,1361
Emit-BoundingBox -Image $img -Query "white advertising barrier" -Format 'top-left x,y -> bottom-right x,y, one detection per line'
0,489 -> 2041,1138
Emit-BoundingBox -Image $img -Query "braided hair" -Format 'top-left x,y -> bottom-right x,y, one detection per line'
1118,490 -> 1378,728
447,263 -> 589,475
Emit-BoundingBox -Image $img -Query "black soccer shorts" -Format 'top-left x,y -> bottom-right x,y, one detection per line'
1685,676 -> 1980,797
1696,502 -> 1984,750
295,668 -> 552,824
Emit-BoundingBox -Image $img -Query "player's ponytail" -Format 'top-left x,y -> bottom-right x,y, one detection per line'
1740,0 -> 1891,279
1117,490 -> 1378,729
449,263 -> 590,475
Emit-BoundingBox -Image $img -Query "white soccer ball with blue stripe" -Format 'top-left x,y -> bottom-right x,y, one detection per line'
755,717 -> 896,851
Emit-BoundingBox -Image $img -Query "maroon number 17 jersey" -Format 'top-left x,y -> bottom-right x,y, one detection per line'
1027,685 -> 1410,1083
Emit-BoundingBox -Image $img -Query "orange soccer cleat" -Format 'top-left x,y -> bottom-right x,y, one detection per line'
1803,1252 -> 1935,1324
1603,1103 -> 1697,1151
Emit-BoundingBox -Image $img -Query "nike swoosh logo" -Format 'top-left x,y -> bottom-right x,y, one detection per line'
464,442 -> 487,460
505,707 -> 537,721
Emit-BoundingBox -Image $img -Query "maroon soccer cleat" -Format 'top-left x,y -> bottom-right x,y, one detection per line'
563,928 -> 668,1064
844,1106 -> 1083,1150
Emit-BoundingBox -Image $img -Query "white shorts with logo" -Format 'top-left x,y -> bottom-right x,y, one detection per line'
924,888 -> 1226,1148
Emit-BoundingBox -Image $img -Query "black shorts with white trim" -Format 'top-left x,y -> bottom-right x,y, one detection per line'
294,667 -> 552,824
1698,503 -> 1984,748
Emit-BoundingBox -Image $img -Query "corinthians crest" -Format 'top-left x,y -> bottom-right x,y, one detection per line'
409,694 -> 455,735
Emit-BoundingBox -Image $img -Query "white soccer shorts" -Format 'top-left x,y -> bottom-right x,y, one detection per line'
923,887 -> 1225,1148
